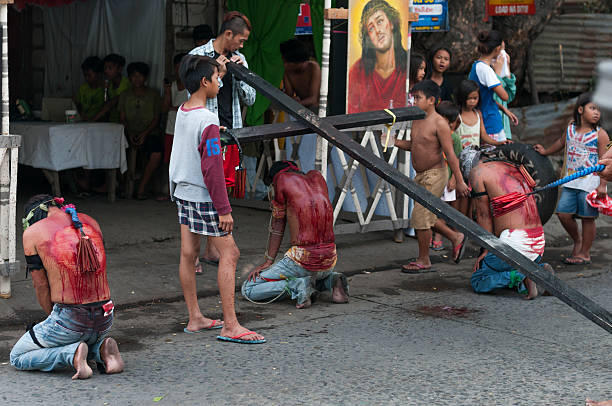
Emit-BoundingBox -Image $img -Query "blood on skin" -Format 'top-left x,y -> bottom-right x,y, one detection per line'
50,223 -> 108,303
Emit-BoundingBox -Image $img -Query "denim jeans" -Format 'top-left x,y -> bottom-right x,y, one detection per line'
10,302 -> 113,372
471,254 -> 543,294
241,256 -> 347,305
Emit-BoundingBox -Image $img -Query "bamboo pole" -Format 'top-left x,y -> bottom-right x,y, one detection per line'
315,0 -> 332,178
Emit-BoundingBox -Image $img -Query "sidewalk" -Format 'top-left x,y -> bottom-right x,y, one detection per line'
2,195 -> 611,326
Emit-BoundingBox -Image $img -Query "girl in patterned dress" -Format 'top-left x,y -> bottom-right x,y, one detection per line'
535,92 -> 609,265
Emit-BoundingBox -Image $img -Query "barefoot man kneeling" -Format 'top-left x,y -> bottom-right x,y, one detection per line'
10,195 -> 124,379
460,149 -> 552,299
242,161 -> 349,308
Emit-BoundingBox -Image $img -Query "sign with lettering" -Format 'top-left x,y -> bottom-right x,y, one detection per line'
488,0 -> 535,16
295,3 -> 313,35
411,0 -> 448,32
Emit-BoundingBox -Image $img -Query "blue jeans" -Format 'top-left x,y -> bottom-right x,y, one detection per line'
10,302 -> 113,372
471,254 -> 543,294
241,256 -> 347,305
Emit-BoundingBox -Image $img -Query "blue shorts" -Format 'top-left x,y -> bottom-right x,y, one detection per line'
556,187 -> 598,218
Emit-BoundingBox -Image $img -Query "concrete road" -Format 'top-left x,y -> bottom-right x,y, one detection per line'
0,267 -> 610,405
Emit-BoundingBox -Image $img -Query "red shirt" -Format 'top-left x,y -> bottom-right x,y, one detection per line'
222,144 -> 240,188
347,59 -> 407,113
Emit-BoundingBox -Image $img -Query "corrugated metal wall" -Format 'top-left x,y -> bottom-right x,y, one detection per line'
531,13 -> 612,93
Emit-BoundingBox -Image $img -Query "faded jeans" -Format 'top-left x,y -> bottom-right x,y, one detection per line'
10,302 -> 113,372
241,256 -> 347,305
471,254 -> 543,294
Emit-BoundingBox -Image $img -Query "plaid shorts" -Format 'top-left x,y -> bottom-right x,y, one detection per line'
176,199 -> 228,237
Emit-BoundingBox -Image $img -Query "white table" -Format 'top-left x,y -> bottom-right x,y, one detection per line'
9,121 -> 128,202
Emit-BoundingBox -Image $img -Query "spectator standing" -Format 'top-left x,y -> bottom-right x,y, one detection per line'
427,46 -> 454,102
468,31 -> 515,143
189,11 -> 256,265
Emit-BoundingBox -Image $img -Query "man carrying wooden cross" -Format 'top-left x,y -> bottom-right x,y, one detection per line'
460,149 -> 553,299
242,161 -> 349,308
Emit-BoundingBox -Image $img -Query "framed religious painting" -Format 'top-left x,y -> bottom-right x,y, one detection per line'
346,0 -> 411,113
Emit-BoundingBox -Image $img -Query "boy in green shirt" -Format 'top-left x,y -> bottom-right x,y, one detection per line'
74,56 -> 105,121
119,62 -> 161,199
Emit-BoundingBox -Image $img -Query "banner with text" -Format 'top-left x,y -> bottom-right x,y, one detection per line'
488,0 -> 535,16
412,0 -> 448,32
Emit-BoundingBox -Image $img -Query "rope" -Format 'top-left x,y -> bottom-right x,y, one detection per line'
383,109 -> 397,153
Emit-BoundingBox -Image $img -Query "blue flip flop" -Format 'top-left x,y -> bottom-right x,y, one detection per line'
183,320 -> 223,333
217,331 -> 266,344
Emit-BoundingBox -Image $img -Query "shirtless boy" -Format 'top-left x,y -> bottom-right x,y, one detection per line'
393,80 -> 469,273
280,38 -> 321,111
11,195 -> 123,379
242,161 -> 348,308
460,148 -> 552,299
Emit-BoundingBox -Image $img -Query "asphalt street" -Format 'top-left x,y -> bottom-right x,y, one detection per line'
0,267 -> 610,405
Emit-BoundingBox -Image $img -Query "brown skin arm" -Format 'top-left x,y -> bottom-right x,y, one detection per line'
23,230 -> 53,315
534,130 -> 566,156
492,84 -> 509,102
31,269 -> 53,315
596,129 -> 609,197
247,186 -> 288,282
598,143 -> 612,182
282,73 -> 297,101
91,96 -> 119,122
297,63 -> 321,107
438,117 -> 469,197
471,166 -> 493,271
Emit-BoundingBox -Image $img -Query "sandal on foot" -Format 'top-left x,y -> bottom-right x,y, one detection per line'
183,320 -> 223,333
452,236 -> 467,264
401,262 -> 435,274
431,240 -> 444,251
217,331 -> 266,344
562,256 -> 591,265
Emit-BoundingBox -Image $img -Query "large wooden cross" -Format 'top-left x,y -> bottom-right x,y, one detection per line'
227,62 -> 612,334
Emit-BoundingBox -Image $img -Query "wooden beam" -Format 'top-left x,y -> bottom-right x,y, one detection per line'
324,8 -> 348,20
229,107 -> 424,143
226,61 -> 612,334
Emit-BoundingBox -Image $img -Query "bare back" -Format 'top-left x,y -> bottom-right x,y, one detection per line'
283,61 -> 320,110
410,113 -> 446,173
474,161 -> 542,236
23,210 -> 110,304
274,171 -> 335,246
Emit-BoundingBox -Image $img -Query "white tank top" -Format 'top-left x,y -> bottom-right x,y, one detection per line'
456,112 -> 481,149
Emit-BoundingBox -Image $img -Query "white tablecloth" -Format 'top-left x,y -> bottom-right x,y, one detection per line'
9,122 -> 128,173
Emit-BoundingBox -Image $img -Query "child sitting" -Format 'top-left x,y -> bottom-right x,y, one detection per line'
92,54 -> 130,122
74,56 -> 105,121
119,62 -> 162,200
534,92 -> 608,265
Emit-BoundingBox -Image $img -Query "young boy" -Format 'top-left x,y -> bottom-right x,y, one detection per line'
169,54 -> 265,344
92,54 -> 130,122
74,56 -> 105,121
280,38 -> 321,111
432,101 -> 463,251
119,62 -> 162,200
394,80 -> 469,273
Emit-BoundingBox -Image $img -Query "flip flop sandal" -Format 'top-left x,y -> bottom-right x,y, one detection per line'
401,262 -> 435,274
431,240 -> 445,251
562,256 -> 591,265
217,331 -> 266,344
183,320 -> 223,333
453,236 -> 467,264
